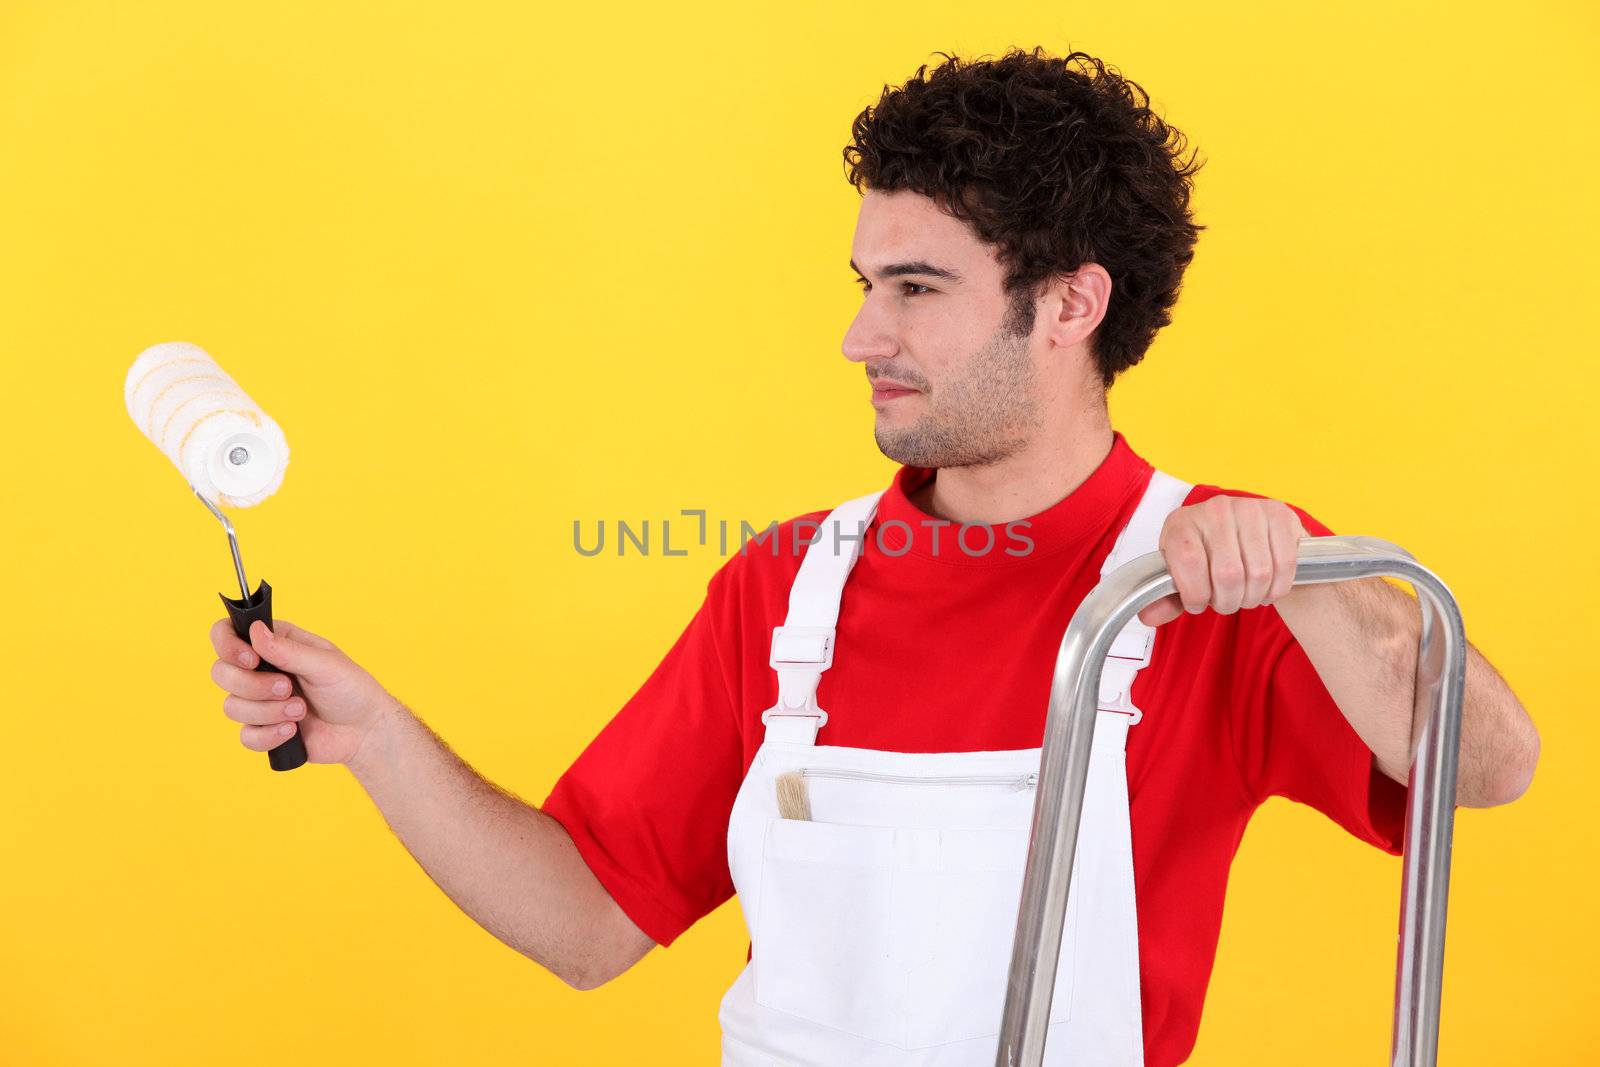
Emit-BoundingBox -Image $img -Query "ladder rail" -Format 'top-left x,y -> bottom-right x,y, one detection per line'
995,535 -> 1466,1066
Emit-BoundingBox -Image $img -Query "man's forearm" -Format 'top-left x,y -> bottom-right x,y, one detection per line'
344,704 -> 653,988
1274,577 -> 1540,808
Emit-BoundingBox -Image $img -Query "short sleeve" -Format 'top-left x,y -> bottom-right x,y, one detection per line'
1228,502 -> 1410,855
540,561 -> 747,946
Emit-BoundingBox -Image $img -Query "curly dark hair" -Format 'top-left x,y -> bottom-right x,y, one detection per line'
843,47 -> 1204,389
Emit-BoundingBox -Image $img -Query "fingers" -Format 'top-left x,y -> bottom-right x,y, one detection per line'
211,618 -> 259,669
271,618 -> 339,651
210,657 -> 294,701
209,617 -> 328,752
1234,505 -> 1276,610
1160,498 -> 1305,619
240,720 -> 300,752
1136,593 -> 1184,628
211,617 -> 338,666
1199,505 -> 1245,615
223,691 -> 307,727
1265,508 -> 1302,604
247,620 -> 338,678
1160,520 -> 1212,615
211,657 -> 306,726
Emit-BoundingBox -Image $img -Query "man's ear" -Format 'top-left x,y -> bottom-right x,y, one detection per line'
1043,263 -> 1112,351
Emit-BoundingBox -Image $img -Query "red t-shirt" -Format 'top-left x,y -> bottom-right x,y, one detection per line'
541,430 -> 1409,1066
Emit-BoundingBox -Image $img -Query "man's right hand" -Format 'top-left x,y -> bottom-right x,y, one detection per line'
206,616 -> 655,988
209,617 -> 402,767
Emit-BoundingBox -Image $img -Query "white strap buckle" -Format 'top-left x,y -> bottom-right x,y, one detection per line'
1098,704 -> 1144,726
769,625 -> 835,671
763,626 -> 835,731
761,704 -> 830,728
1096,622 -> 1154,725
1106,622 -> 1154,666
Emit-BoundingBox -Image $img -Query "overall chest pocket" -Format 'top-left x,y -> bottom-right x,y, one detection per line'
750,768 -> 1076,1050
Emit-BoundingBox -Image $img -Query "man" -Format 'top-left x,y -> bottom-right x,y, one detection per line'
207,47 -> 1539,1065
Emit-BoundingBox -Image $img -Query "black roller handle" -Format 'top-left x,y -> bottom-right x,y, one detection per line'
218,578 -> 308,772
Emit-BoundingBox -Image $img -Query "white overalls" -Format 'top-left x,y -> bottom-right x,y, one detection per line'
717,470 -> 1194,1066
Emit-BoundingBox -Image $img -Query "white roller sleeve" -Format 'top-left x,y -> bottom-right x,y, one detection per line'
124,341 -> 290,508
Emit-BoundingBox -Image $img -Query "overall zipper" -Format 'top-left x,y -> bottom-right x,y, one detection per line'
798,767 -> 1038,791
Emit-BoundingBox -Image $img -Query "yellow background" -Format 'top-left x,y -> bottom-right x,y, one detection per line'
2,2 -> 1593,1063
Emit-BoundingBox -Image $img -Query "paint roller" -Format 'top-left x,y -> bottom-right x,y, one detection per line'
124,341 -> 306,771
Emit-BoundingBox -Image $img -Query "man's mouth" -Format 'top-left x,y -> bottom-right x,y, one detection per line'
870,379 -> 920,403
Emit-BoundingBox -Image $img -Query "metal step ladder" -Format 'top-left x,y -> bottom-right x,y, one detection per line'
997,535 -> 1465,1067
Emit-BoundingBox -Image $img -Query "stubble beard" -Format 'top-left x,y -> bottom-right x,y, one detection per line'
873,294 -> 1042,470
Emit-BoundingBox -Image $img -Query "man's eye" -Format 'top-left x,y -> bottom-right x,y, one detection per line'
854,280 -> 932,296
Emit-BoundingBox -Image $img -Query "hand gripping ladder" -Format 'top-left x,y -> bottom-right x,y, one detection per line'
997,536 -> 1466,1067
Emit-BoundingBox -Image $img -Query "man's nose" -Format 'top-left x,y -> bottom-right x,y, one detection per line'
841,302 -> 897,364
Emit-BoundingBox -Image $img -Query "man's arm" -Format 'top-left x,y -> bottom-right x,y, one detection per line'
1140,493 -> 1540,809
209,617 -> 656,991
1274,577 -> 1539,808
347,703 -> 658,989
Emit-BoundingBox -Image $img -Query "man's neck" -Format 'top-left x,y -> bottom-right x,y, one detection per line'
906,420 -> 1116,527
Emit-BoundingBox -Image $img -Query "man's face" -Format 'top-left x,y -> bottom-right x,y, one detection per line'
843,188 -> 1043,469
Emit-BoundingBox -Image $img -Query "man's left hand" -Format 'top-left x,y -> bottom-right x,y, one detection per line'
1137,496 -> 1308,627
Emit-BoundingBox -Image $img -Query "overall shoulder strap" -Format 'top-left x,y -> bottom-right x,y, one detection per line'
761,490 -> 884,746
1095,470 -> 1193,727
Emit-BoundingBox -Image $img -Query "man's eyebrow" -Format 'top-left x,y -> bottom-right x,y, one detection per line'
850,258 -> 964,283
